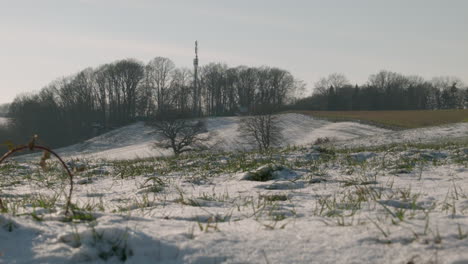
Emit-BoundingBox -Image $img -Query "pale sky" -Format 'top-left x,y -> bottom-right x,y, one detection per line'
1,0 -> 467,104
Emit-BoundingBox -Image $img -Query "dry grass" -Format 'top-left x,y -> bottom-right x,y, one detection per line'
292,110 -> 468,129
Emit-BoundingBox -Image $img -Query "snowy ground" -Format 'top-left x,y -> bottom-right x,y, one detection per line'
1,114 -> 468,263
16,113 -> 388,161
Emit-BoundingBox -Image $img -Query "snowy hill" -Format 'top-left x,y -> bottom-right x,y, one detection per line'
19,113 -> 389,161
2,113 -> 468,263
39,112 -> 468,161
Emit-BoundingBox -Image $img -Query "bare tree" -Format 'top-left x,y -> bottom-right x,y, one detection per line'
149,110 -> 211,156
199,63 -> 230,116
431,76 -> 464,90
98,59 -> 144,125
171,67 -> 192,113
147,57 -> 176,114
236,66 -> 257,112
314,73 -> 350,95
238,112 -> 283,151
94,65 -> 109,126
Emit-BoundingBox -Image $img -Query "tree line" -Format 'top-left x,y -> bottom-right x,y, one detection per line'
2,59 -> 467,152
2,57 -> 301,149
294,71 -> 468,111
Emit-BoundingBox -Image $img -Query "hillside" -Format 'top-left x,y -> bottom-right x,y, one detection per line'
17,112 -> 468,161
1,114 -> 468,263
17,113 -> 388,161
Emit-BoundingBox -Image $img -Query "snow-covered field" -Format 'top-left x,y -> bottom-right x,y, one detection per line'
1,113 -> 468,263
16,113 -> 389,161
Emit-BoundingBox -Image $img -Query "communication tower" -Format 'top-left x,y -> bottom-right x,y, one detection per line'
193,41 -> 200,115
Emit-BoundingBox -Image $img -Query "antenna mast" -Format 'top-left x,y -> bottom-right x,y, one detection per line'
193,41 -> 200,115
194,40 -> 199,67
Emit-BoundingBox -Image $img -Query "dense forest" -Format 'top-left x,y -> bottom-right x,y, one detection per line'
1,56 -> 467,151
294,72 -> 468,111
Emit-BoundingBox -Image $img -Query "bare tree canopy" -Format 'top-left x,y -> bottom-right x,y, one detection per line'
238,113 -> 283,152
314,73 -> 350,95
431,76 -> 464,90
295,70 -> 468,111
148,109 -> 211,156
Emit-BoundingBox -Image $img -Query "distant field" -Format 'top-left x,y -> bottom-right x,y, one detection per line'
293,110 -> 468,129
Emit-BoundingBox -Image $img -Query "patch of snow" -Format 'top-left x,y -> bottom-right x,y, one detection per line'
241,164 -> 298,181
350,152 -> 377,162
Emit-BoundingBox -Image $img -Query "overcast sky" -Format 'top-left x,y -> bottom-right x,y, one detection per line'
0,0 -> 467,104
